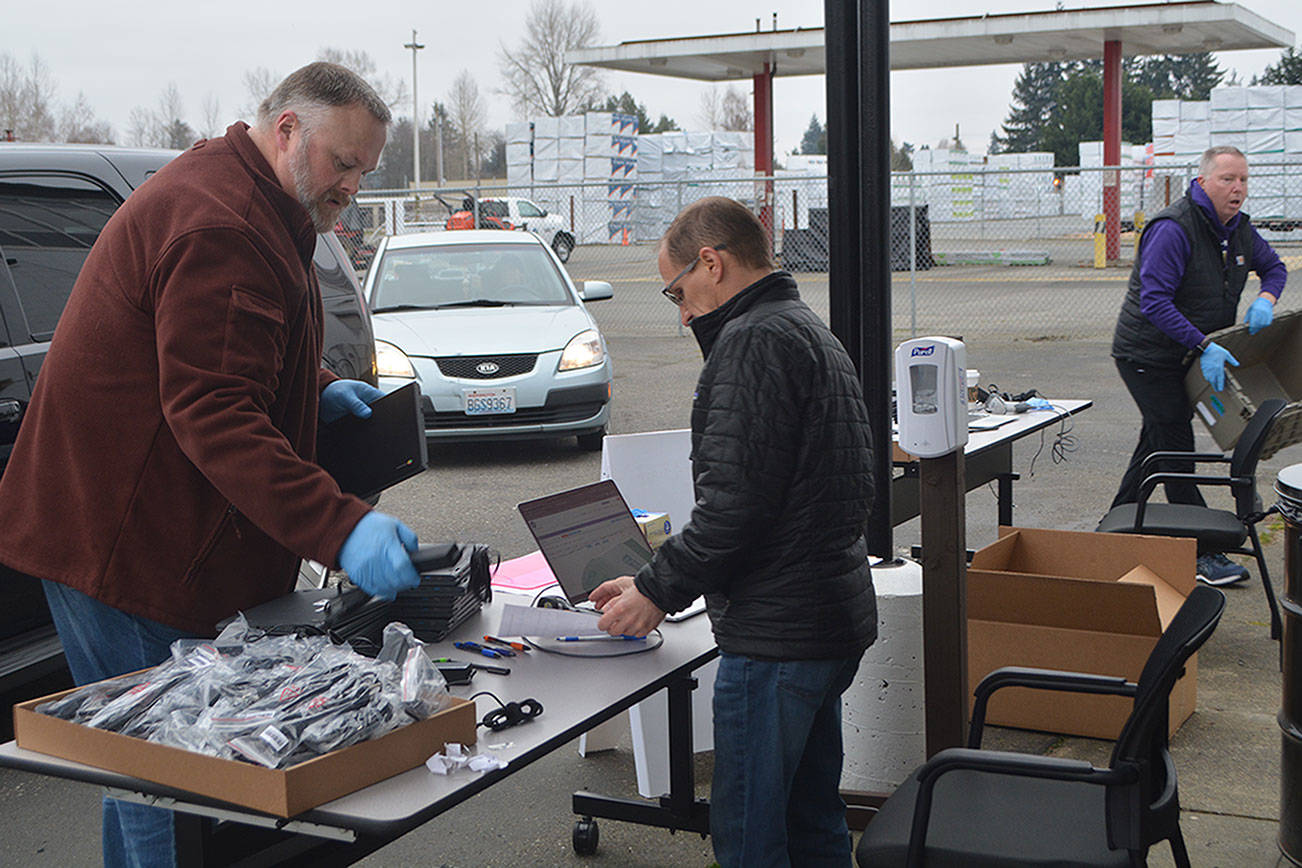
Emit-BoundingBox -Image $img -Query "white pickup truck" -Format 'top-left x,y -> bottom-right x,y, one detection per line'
471,197 -> 576,263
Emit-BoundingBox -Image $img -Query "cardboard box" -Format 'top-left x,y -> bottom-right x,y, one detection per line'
1185,308 -> 1302,459
632,509 -> 671,549
14,685 -> 477,817
967,527 -> 1197,740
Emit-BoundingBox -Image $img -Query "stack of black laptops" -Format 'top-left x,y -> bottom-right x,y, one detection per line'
389,544 -> 493,642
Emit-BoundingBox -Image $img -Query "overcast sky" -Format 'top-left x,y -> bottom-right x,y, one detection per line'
5,0 -> 1300,159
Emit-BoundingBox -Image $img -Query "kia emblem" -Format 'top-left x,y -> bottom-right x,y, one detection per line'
476,361 -> 501,375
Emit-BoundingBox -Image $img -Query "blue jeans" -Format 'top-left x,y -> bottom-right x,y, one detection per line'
710,651 -> 863,868
43,580 -> 193,868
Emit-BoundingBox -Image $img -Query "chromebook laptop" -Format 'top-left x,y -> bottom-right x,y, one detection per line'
518,480 -> 654,605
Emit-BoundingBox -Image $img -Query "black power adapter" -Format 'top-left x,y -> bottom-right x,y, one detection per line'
480,697 -> 544,731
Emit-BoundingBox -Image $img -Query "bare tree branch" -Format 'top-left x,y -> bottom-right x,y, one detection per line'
720,85 -> 752,132
497,0 -> 604,117
199,92 -> 223,139
317,47 -> 408,110
0,53 -> 57,141
448,70 -> 486,178
241,66 -> 279,121
697,88 -> 722,129
58,92 -> 114,144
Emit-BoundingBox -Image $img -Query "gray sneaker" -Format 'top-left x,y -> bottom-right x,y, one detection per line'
1196,553 -> 1250,586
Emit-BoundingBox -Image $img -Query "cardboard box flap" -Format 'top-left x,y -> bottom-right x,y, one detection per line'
968,570 -> 1162,635
1117,564 -> 1186,629
991,527 -> 1196,595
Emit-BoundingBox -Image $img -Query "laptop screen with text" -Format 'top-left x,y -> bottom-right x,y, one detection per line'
518,480 -> 654,604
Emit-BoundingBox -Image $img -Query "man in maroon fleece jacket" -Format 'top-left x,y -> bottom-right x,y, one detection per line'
0,62 -> 421,867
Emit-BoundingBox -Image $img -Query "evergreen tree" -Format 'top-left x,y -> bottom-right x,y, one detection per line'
1254,47 -> 1302,85
1131,53 -> 1223,99
997,57 -> 1194,166
650,113 -> 679,133
800,114 -> 827,154
1037,67 -> 1157,167
995,62 -> 1067,153
598,91 -> 676,133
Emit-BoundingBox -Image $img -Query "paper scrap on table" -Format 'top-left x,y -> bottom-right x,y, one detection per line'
497,603 -> 602,638
425,742 -> 507,775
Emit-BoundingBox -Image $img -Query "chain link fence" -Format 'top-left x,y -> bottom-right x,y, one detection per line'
350,163 -> 1301,345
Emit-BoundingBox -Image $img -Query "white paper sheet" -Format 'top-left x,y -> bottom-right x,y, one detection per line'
496,603 -> 603,638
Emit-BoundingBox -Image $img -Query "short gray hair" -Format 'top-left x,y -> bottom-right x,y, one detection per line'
1200,146 -> 1245,176
257,62 -> 391,130
663,196 -> 776,272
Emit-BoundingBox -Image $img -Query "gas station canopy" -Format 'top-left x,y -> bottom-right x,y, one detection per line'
567,1 -> 1293,80
569,2 -> 1294,263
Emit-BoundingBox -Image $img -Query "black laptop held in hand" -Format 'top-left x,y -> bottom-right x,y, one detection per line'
317,382 -> 428,499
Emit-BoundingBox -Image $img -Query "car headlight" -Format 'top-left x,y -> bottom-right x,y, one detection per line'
558,329 -> 605,371
375,340 -> 416,379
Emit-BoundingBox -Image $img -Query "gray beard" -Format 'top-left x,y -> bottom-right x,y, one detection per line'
289,137 -> 334,233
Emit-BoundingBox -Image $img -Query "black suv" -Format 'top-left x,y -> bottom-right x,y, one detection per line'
0,143 -> 378,693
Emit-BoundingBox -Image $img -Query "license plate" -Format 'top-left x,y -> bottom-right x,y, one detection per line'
464,387 -> 516,415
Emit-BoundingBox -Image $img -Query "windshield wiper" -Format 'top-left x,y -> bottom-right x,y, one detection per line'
370,303 -> 440,313
433,299 -> 512,309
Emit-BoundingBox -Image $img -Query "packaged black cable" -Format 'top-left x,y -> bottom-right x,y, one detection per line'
35,614 -> 452,768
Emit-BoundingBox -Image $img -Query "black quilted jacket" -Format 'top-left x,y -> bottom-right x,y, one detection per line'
633,271 -> 878,660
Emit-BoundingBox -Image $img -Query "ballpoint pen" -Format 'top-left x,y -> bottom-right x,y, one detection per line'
483,635 -> 531,652
555,634 -> 646,642
454,640 -> 504,658
433,657 -> 511,676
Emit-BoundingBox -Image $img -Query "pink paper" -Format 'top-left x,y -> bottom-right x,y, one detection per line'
491,550 -> 558,591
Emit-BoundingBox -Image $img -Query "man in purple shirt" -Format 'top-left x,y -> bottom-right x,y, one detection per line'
1110,146 -> 1287,584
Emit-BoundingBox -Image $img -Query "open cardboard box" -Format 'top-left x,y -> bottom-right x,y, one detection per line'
967,527 -> 1198,740
14,682 -> 477,817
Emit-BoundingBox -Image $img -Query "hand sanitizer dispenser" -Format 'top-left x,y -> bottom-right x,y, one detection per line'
896,337 -> 967,458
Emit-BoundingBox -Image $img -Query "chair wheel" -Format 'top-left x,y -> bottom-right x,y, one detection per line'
572,816 -> 599,855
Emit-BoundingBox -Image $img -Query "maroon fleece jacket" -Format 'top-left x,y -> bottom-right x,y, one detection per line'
0,123 -> 371,633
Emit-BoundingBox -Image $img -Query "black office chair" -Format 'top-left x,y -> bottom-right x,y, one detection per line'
1095,397 -> 1286,639
855,585 -> 1226,868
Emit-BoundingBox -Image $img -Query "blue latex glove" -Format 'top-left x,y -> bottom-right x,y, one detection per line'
1245,297 -> 1275,335
321,379 -> 384,424
1199,342 -> 1240,392
338,512 -> 422,600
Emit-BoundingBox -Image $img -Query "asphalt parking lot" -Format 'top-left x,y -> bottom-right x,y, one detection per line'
3,247 -> 1302,865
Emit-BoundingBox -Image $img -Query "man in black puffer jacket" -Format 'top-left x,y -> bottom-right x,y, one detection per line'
590,197 -> 876,867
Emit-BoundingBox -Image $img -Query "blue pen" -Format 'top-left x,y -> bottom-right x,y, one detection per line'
455,640 -> 503,658
555,634 -> 646,642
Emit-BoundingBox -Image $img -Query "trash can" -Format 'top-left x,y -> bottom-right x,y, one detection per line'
1274,463 -> 1302,865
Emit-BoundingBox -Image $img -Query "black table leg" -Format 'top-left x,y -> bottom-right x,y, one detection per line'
571,673 -> 711,840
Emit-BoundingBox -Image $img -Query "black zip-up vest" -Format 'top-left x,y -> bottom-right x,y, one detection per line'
1112,193 -> 1254,367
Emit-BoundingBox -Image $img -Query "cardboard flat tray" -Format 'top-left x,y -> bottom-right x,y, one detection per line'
14,688 -> 476,817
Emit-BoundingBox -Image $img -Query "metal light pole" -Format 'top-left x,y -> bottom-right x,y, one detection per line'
404,29 -> 425,189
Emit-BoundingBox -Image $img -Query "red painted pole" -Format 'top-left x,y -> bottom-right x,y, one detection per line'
753,63 -> 775,248
1103,39 -> 1122,262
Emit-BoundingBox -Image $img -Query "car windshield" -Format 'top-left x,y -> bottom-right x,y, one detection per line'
370,243 -> 573,311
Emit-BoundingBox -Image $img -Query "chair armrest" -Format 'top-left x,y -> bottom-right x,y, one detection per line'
904,748 -> 1136,868
968,667 -> 1135,747
1134,474 -> 1249,528
1138,451 -> 1228,476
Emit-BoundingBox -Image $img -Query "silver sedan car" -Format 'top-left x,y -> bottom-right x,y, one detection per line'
363,230 -> 614,450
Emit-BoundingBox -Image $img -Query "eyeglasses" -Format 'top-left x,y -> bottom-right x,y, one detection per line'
660,244 -> 726,306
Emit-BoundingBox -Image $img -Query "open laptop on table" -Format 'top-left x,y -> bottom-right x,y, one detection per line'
517,479 -> 706,621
